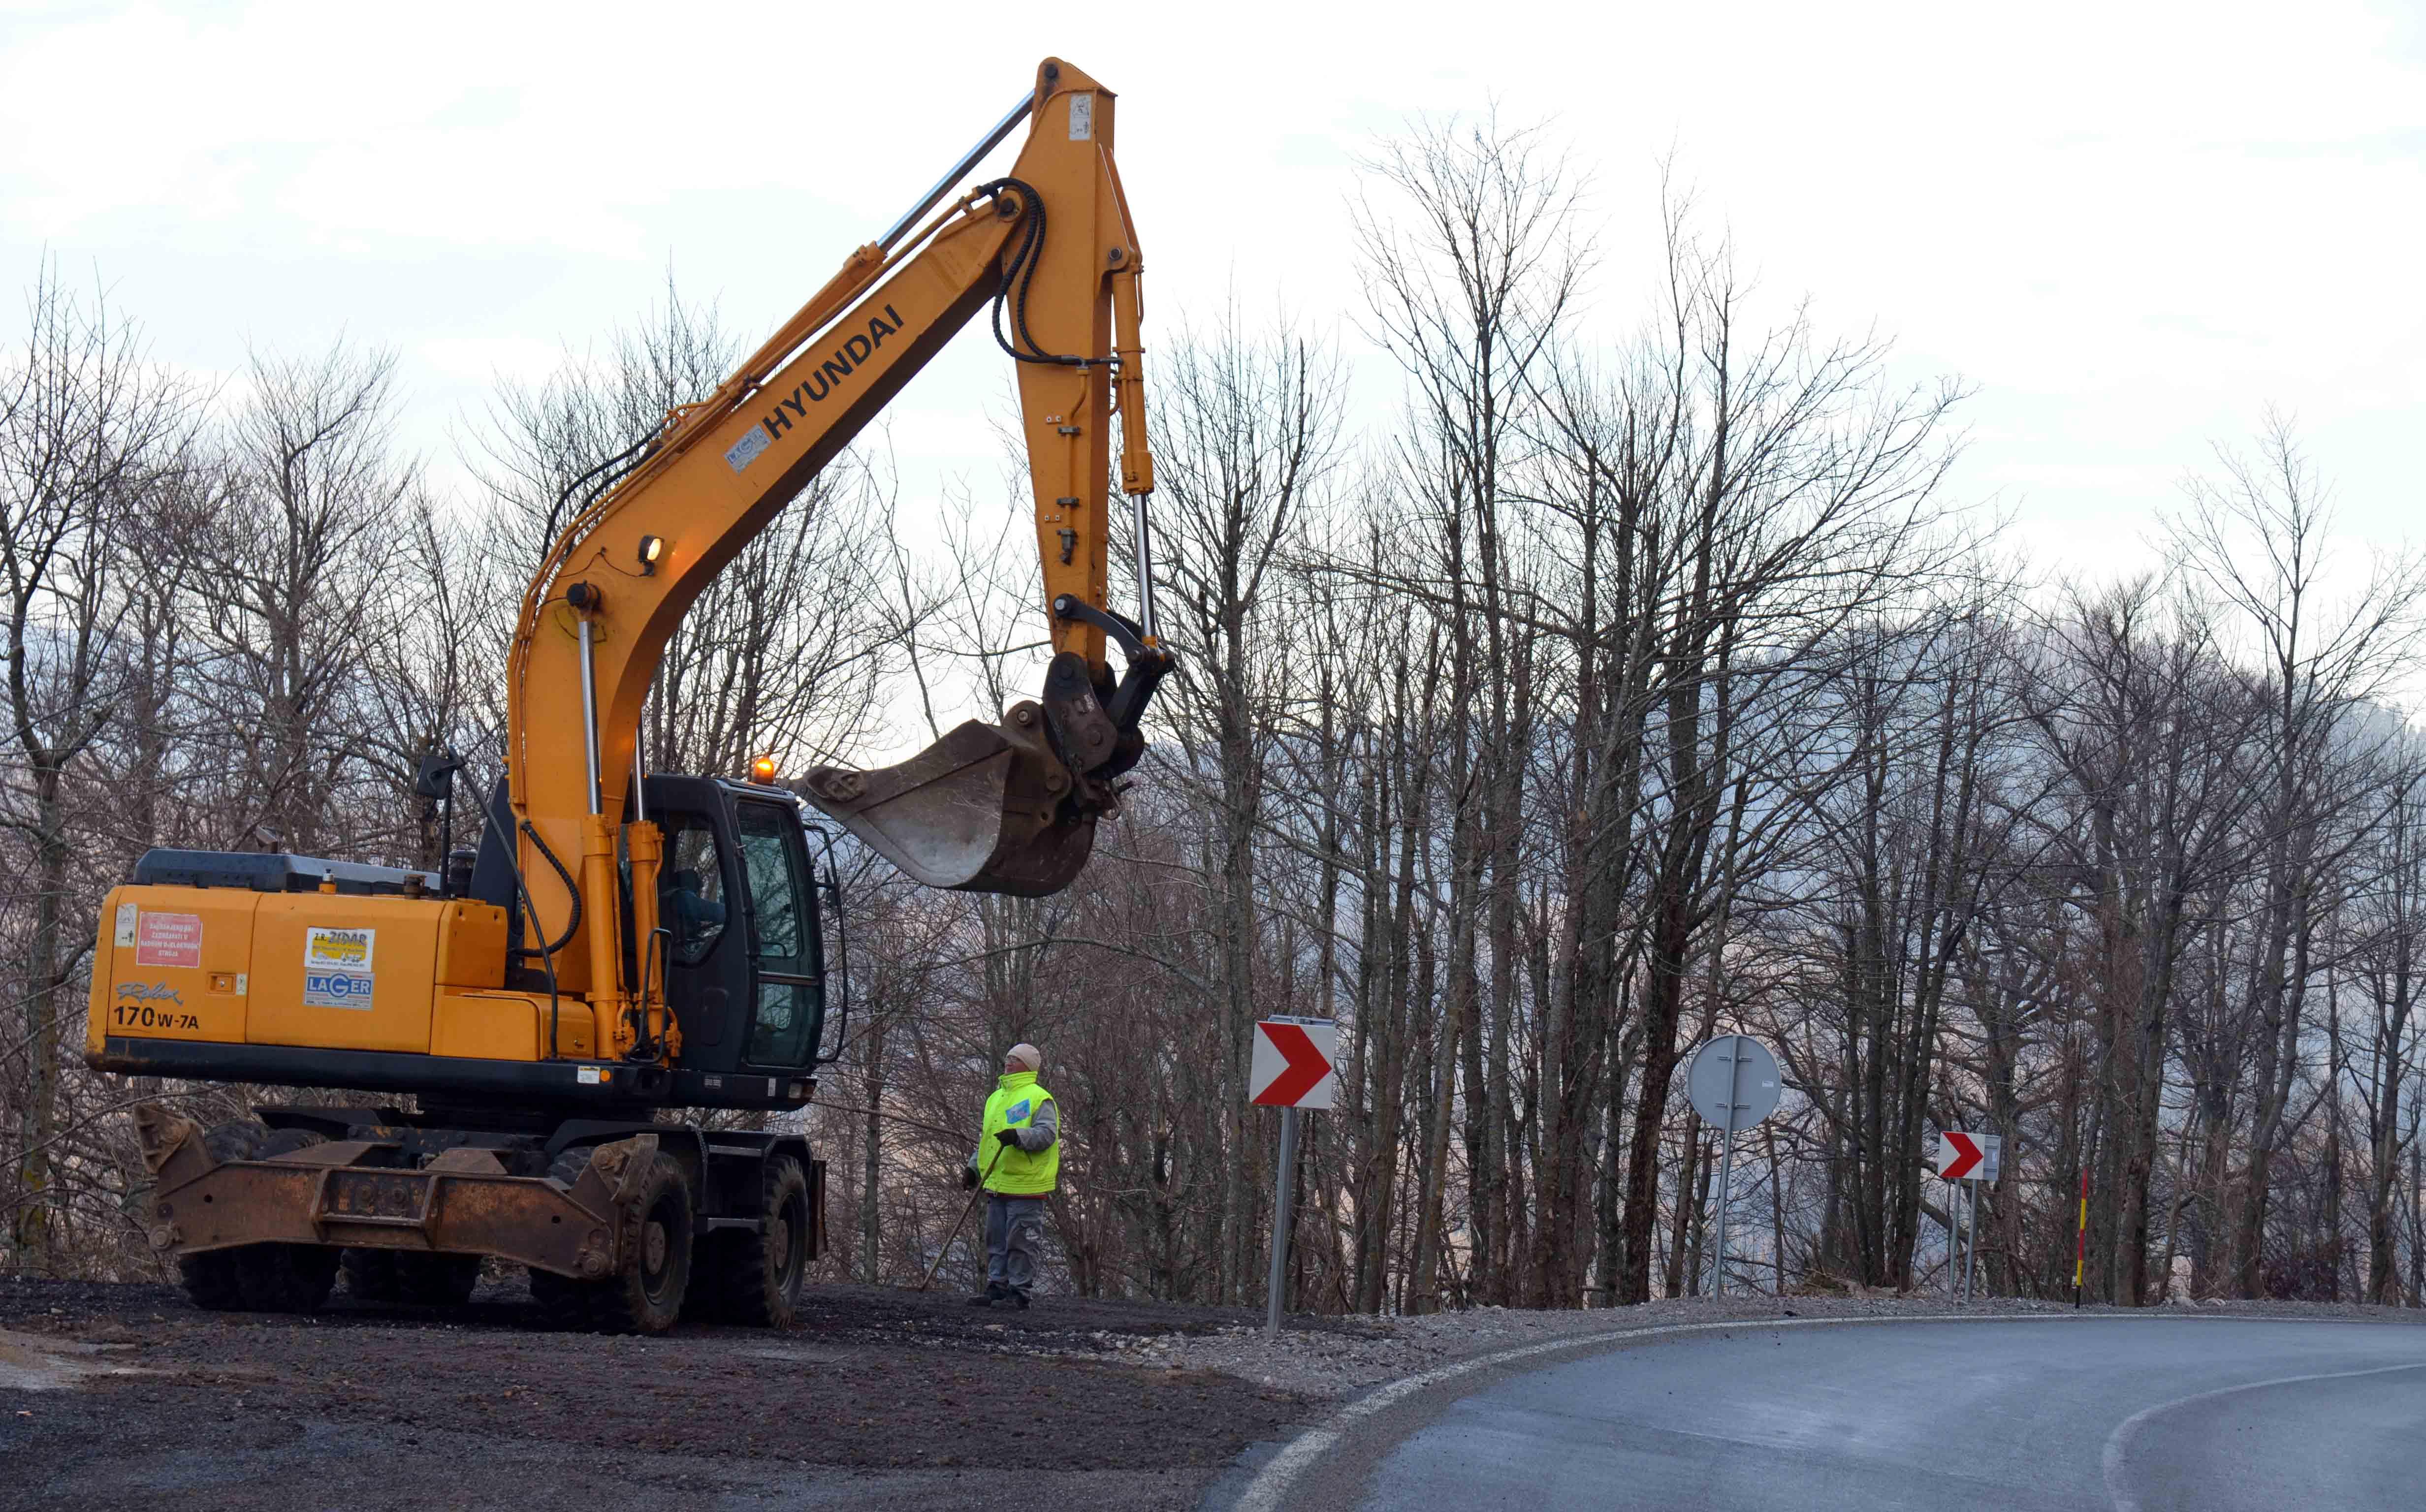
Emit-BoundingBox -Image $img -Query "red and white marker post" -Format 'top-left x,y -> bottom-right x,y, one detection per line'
1251,1018 -> 1336,1338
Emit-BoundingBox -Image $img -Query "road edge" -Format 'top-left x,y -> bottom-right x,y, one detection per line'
1205,1308 -> 2351,1512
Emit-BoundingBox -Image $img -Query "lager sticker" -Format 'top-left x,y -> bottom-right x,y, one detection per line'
303,926 -> 376,1010
136,913 -> 203,969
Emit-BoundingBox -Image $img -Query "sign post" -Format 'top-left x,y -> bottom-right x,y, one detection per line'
1935,1132 -> 2001,1301
1683,1035 -> 1781,1297
1250,1018 -> 1337,1338
1966,1184 -> 1978,1302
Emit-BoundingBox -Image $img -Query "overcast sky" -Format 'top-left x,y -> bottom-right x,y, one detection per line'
4,0 -> 2421,593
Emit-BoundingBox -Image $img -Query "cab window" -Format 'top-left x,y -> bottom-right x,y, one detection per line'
658,814 -> 728,967
735,802 -> 820,1067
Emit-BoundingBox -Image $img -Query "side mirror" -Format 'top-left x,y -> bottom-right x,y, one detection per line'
414,750 -> 466,801
803,820 -> 850,1068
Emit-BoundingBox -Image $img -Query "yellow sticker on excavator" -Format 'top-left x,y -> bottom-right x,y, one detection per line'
303,926 -> 376,1009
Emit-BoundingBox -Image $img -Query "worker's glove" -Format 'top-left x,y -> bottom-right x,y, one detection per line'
995,1129 -> 1023,1150
962,1166 -> 979,1190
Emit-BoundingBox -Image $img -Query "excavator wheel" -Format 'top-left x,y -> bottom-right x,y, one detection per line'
201,1118 -> 269,1164
531,1146 -> 601,1329
531,1147 -> 693,1334
177,1123 -> 289,1313
177,1250 -> 244,1311
232,1243 -> 339,1313
342,1248 -> 404,1304
692,1155 -> 810,1328
226,1129 -> 341,1312
598,1150 -> 692,1333
528,1268 -> 595,1331
543,1144 -> 594,1191
395,1252 -> 482,1307
255,1128 -> 323,1159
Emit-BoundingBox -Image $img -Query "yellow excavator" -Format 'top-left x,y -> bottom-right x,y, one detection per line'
85,58 -> 1171,1332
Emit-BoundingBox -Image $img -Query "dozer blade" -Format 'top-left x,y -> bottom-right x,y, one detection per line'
799,703 -> 1096,896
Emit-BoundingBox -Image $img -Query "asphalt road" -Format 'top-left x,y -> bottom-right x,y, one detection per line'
1274,1317 -> 2426,1511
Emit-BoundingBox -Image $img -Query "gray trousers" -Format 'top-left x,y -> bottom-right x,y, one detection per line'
984,1194 -> 1047,1295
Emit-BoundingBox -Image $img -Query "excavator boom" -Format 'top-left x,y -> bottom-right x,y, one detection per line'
507,59 -> 1171,1021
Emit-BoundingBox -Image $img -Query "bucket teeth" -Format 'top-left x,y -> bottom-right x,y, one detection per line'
801,705 -> 1095,896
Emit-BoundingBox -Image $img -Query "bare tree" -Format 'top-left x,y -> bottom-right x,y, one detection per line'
181,342 -> 414,858
0,266 -> 194,1269
1149,303 -> 1344,1301
1353,107 -> 1586,1310
2170,415 -> 2426,1297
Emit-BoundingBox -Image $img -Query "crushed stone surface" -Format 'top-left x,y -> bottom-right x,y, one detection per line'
1071,1291 -> 2426,1401
0,1275 -> 1312,1512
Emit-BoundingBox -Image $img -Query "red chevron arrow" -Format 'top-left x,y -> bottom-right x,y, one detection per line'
1939,1132 -> 1982,1181
1252,1023 -> 1331,1106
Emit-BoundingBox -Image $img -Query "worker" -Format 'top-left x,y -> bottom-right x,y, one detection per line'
963,1041 -> 1057,1308
661,867 -> 725,960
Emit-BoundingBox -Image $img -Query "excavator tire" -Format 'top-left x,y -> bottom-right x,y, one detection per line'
178,1121 -> 277,1312
544,1145 -> 594,1190
531,1146 -> 601,1329
177,1250 -> 244,1311
201,1118 -> 269,1164
255,1128 -> 323,1159
232,1243 -> 339,1313
597,1150 -> 692,1333
395,1252 -> 482,1307
530,1146 -> 693,1334
342,1248 -> 404,1304
528,1268 -> 595,1330
693,1155 -> 810,1328
172,1126 -> 345,1315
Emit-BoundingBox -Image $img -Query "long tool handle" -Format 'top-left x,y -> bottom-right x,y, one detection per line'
918,1142 -> 1008,1292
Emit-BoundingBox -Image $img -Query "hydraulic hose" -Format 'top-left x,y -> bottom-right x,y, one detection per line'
470,791 -> 564,1058
540,431 -> 659,549
976,177 -> 1091,370
516,819 -> 582,959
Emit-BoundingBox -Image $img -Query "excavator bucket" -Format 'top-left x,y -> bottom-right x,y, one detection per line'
798,702 -> 1097,897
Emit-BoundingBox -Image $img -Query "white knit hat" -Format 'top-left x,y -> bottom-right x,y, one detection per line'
1006,1042 -> 1042,1072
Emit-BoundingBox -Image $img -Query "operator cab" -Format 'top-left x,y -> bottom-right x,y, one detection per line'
468,773 -> 843,1108
642,776 -> 835,1098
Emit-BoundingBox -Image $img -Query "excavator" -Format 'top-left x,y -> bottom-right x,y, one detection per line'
84,58 -> 1171,1333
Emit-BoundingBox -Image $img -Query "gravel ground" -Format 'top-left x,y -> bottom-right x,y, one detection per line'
0,1274 -> 1318,1512
1094,1290 -> 2426,1400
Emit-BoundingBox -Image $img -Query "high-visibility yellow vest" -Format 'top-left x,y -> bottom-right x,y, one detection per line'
980,1071 -> 1058,1195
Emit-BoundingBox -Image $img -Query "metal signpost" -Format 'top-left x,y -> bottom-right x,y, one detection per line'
1683,1035 -> 1781,1297
1935,1132 -> 2001,1302
1250,1017 -> 1337,1338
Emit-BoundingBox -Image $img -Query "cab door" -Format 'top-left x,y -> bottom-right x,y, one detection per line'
652,802 -> 738,1059
732,800 -> 825,1070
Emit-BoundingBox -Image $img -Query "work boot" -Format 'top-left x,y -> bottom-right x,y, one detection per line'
966,1282 -> 1005,1308
1011,1290 -> 1030,1311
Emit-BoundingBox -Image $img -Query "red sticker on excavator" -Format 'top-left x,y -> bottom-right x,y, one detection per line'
135,912 -> 203,969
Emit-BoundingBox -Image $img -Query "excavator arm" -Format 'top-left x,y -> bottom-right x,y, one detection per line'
504,59 -> 1171,1044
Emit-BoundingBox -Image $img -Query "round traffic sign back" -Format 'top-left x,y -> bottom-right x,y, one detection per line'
1685,1034 -> 1781,1132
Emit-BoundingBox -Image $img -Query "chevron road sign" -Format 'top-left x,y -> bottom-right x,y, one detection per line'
1937,1131 -> 2002,1182
1254,1018 -> 1337,1338
1938,1131 -> 2003,1303
1249,1018 -> 1337,1110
